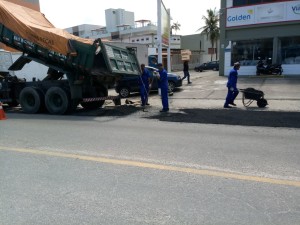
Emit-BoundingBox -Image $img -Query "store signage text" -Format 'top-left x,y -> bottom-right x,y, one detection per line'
226,0 -> 300,27
292,4 -> 300,14
227,14 -> 251,22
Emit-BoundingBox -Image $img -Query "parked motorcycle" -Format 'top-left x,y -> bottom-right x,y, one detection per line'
256,58 -> 283,75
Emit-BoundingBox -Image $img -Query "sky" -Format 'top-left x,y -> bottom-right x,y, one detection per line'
39,0 -> 220,35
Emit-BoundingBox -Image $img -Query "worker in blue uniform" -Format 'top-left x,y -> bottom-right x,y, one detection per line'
157,63 -> 169,112
224,62 -> 240,108
139,64 -> 151,106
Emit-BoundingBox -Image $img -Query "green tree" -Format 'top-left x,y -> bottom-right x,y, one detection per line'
198,8 -> 220,61
171,22 -> 181,35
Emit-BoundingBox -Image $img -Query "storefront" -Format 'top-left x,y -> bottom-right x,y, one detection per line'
220,0 -> 300,76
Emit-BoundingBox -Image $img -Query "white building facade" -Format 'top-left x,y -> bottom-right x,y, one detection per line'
105,8 -> 135,33
64,8 -> 217,70
65,8 -> 181,50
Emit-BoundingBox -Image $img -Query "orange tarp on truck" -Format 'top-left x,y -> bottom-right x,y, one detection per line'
0,0 -> 94,56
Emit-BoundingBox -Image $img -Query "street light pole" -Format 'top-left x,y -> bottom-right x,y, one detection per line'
157,0 -> 162,64
167,9 -> 171,72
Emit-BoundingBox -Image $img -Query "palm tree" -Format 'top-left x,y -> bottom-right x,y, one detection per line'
197,8 -> 220,61
171,22 -> 181,35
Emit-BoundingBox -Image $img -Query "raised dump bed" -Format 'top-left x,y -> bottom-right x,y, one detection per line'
0,0 -> 141,114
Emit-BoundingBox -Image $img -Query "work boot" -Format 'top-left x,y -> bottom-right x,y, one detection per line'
160,108 -> 169,112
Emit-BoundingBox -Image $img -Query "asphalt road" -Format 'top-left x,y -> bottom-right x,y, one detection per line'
1,113 -> 300,225
1,71 -> 300,224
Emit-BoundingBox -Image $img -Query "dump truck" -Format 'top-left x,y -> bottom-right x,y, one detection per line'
0,0 -> 141,114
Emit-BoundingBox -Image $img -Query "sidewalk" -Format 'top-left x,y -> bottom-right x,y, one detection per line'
113,70 -> 300,113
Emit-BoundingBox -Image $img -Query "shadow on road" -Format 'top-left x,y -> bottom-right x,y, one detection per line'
147,108 -> 300,128
75,105 -> 141,117
4,105 -> 141,121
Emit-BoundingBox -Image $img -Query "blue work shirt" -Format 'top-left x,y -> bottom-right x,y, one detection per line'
158,69 -> 168,89
139,68 -> 151,88
226,68 -> 238,89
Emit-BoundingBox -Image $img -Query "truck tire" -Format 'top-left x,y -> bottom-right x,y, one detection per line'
19,87 -> 44,114
45,87 -> 70,114
80,87 -> 107,110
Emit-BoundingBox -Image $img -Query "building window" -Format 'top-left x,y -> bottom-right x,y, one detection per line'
231,39 -> 273,66
132,40 -> 135,42
280,36 -> 300,64
146,38 -> 149,41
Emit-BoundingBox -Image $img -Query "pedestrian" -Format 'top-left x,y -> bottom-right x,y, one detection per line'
139,64 -> 151,106
181,60 -> 192,84
224,62 -> 240,108
157,63 -> 169,112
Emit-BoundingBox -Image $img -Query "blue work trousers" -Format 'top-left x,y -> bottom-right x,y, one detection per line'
140,86 -> 149,106
161,87 -> 169,110
225,87 -> 239,106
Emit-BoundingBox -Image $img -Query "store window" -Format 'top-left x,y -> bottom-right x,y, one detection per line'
280,37 -> 300,64
233,0 -> 290,7
231,39 -> 273,66
233,0 -> 247,6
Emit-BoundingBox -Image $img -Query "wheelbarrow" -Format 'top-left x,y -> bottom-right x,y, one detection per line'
239,88 -> 268,108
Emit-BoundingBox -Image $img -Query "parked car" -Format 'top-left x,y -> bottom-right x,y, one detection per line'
115,66 -> 182,98
194,61 -> 219,72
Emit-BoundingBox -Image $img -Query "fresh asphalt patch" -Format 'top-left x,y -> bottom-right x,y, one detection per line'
5,105 -> 300,128
76,104 -> 300,129
147,108 -> 300,128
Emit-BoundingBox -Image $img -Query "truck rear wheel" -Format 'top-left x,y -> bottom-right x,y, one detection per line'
80,87 -> 107,110
80,100 -> 102,110
19,87 -> 44,114
45,87 -> 70,114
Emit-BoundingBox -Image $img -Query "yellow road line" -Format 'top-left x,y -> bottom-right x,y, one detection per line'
1,146 -> 300,188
